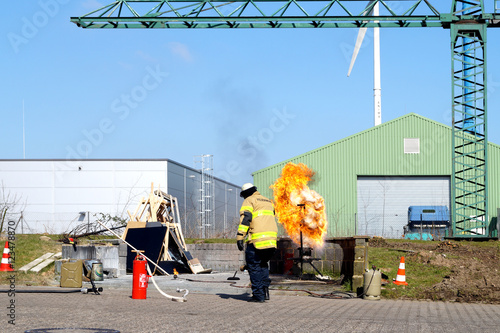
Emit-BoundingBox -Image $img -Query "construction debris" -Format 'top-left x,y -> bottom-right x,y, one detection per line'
60,217 -> 125,242
19,252 -> 62,273
123,183 -> 211,275
437,240 -> 461,249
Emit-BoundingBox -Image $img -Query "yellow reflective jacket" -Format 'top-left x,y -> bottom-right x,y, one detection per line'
236,191 -> 278,249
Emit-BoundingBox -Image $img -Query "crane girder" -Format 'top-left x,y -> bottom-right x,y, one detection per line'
70,0 -> 500,239
69,0 -> 500,29
69,0 -> 455,29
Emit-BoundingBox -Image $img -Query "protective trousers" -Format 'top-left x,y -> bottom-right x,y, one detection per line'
245,243 -> 275,301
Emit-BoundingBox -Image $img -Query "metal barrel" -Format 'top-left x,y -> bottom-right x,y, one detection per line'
91,262 -> 104,281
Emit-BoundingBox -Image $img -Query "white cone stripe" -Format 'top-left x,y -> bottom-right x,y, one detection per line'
1,257 -> 10,264
3,248 -> 9,254
399,263 -> 405,269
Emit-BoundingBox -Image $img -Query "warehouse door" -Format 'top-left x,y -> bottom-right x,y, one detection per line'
357,176 -> 450,238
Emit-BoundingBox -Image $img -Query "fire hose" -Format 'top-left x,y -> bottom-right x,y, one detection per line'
177,277 -> 354,299
146,263 -> 189,302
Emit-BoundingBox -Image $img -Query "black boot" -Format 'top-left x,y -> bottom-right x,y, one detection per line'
248,296 -> 265,303
264,287 -> 270,301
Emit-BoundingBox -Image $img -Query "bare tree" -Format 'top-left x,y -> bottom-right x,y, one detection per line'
378,180 -> 390,237
360,189 -> 377,235
0,181 -> 26,233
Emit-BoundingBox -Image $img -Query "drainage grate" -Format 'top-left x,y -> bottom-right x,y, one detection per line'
25,329 -> 120,333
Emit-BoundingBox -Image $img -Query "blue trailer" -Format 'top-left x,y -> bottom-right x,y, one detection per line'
404,206 -> 451,240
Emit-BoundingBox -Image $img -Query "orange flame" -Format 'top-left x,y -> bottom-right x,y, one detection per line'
270,162 -> 327,247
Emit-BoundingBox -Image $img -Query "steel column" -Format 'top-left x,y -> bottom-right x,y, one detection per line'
450,22 -> 488,237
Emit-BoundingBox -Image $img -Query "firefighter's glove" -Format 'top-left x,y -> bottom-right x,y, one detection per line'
237,240 -> 244,251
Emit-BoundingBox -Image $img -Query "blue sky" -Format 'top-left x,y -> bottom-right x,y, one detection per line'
2,1 -> 500,186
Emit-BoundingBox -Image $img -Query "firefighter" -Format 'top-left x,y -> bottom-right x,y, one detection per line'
236,183 -> 278,302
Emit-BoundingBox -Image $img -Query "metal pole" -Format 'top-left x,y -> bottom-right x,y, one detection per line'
373,1 -> 382,126
184,169 -> 186,234
300,231 -> 303,277
224,184 -> 227,236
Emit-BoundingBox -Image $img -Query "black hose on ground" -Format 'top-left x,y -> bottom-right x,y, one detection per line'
0,288 -> 83,293
181,277 -> 354,298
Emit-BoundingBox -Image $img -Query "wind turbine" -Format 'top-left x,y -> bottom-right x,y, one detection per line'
347,1 -> 381,126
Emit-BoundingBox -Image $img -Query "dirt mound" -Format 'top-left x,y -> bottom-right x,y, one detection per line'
377,239 -> 500,303
369,236 -> 388,247
425,241 -> 500,303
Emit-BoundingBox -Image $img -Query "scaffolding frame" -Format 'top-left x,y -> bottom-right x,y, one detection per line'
194,154 -> 215,238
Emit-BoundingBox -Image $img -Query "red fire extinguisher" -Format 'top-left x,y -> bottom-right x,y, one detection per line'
132,253 -> 150,299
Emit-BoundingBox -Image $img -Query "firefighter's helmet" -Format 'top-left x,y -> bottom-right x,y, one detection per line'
241,183 -> 254,192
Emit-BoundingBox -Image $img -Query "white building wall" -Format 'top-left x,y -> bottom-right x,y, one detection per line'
0,160 -> 169,234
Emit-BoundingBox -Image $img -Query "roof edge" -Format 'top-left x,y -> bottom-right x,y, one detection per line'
253,113 -> 500,175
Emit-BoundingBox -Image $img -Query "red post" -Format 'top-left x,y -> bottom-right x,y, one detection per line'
132,254 -> 150,299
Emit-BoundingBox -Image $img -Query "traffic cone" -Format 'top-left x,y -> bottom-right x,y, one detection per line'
393,256 -> 408,286
0,241 -> 14,272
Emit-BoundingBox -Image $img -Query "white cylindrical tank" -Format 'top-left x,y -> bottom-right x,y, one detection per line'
363,268 -> 381,300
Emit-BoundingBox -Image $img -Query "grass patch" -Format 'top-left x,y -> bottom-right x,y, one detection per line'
369,242 -> 452,300
185,238 -> 236,244
0,234 -> 63,287
13,234 -> 61,268
462,239 -> 500,250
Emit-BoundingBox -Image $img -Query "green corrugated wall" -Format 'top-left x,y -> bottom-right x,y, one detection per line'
252,113 -> 500,237
488,142 -> 500,236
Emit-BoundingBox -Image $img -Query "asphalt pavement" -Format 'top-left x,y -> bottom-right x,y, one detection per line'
4,272 -> 500,333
